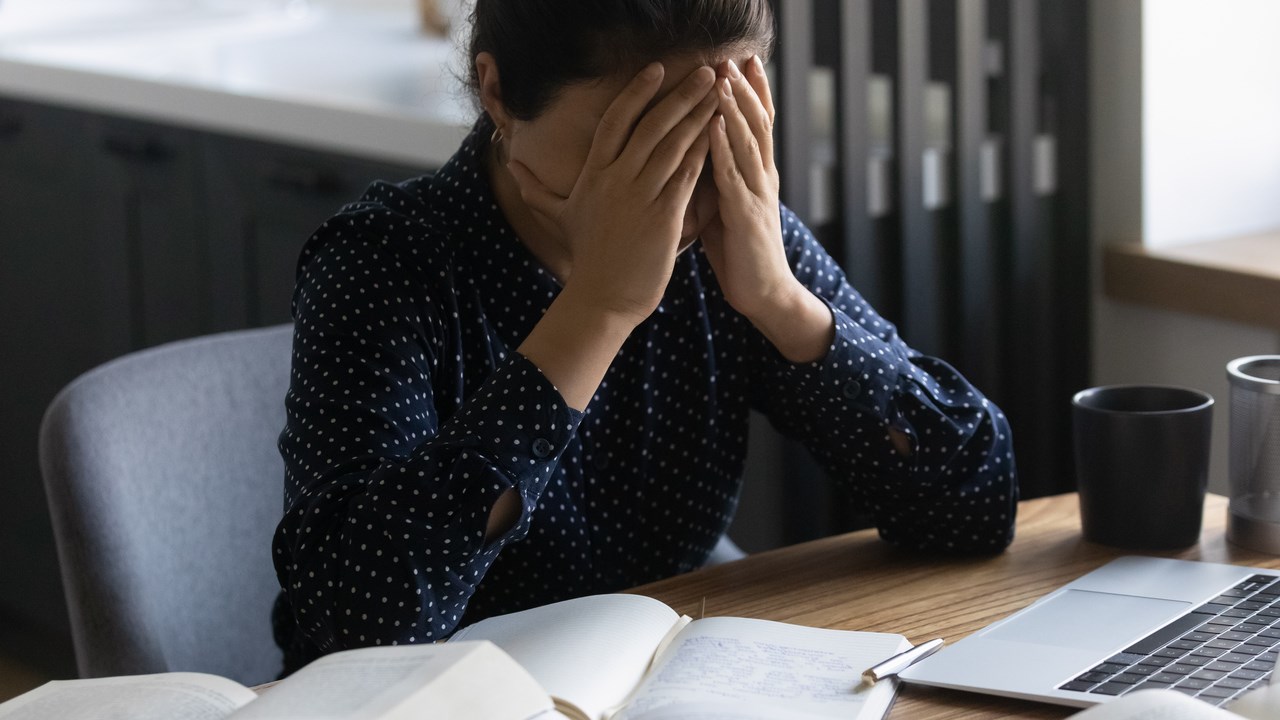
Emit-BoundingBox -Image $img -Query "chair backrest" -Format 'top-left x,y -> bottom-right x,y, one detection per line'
39,324 -> 293,685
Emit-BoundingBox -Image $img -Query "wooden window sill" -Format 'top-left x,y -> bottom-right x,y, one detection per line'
1103,232 -> 1280,331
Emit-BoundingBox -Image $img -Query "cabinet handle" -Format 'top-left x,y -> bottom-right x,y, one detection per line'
102,134 -> 174,164
266,165 -> 346,197
0,115 -> 22,140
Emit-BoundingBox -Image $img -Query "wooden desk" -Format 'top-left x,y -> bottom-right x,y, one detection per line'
629,493 -> 1280,719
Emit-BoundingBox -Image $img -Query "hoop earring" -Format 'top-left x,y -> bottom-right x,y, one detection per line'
490,125 -> 505,145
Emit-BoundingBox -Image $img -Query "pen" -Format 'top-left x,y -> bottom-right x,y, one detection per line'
860,638 -> 945,685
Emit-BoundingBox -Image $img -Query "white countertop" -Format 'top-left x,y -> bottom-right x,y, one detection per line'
0,1 -> 474,166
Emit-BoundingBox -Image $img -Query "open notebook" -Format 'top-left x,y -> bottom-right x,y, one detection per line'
450,593 -> 912,720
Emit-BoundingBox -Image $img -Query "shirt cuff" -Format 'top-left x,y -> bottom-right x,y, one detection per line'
774,296 -> 906,422
433,352 -> 582,499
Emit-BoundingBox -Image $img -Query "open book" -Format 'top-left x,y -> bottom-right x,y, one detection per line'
0,594 -> 909,720
0,641 -> 553,720
448,593 -> 912,720
1067,686 -> 1280,720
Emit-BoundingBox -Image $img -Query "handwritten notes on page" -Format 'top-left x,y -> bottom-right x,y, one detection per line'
614,617 -> 910,720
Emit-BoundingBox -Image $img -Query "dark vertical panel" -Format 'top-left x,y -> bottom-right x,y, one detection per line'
956,0 -> 1001,396
896,0 -> 943,355
97,116 -> 210,348
837,0 -> 879,307
1007,0 -> 1055,495
771,0 -> 835,543
1043,0 -> 1091,491
776,0 -> 813,214
928,1 -> 961,360
870,0 -> 903,325
0,99 -> 99,676
987,0 -> 1015,419
809,0 -> 842,256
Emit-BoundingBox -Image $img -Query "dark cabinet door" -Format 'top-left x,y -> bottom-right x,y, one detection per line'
0,105 -> 222,672
0,97 -> 430,675
201,135 -> 426,329
0,99 -> 129,671
92,116 -> 209,347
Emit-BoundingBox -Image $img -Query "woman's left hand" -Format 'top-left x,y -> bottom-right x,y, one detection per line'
701,56 -> 787,321
703,56 -> 834,363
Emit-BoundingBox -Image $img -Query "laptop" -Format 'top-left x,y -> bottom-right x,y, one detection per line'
899,556 -> 1279,708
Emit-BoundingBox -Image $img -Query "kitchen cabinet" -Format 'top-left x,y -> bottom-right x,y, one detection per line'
93,115 -> 210,347
0,95 -> 432,674
0,99 -> 129,671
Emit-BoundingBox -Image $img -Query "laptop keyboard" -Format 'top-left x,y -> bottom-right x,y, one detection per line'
1058,573 -> 1279,707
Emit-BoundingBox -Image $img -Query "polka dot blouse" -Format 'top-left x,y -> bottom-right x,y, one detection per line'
270,119 -> 1018,673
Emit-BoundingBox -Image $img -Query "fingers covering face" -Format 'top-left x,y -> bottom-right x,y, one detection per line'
660,127 -> 712,208
507,158 -> 564,219
587,63 -> 721,198
618,65 -> 716,179
587,62 -> 666,170
638,90 -> 719,200
747,55 -> 776,132
714,68 -> 768,194
582,57 -> 775,207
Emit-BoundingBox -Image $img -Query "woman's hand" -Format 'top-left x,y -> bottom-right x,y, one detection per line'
704,56 -> 834,363
508,63 -> 717,327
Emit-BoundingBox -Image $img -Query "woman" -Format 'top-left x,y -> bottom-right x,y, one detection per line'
271,0 -> 1017,673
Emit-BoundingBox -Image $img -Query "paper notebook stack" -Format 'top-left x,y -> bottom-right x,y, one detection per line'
0,594 -> 912,720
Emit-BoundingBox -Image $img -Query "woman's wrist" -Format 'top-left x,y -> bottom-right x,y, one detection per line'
555,282 -> 653,334
745,281 -> 835,364
517,285 -> 639,411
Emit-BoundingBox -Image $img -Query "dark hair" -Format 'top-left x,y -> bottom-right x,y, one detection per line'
466,0 -> 776,121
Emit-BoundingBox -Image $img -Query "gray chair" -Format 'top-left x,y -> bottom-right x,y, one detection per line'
39,324 -> 293,685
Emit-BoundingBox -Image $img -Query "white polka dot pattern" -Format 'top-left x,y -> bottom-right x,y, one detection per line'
270,121 -> 1018,671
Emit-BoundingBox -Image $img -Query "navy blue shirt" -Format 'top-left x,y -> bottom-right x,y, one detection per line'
271,121 -> 1017,671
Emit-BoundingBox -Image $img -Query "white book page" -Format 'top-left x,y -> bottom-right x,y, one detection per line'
1068,689 -> 1244,720
1230,681 -> 1280,720
0,673 -> 256,720
230,642 -> 548,720
614,617 -> 910,720
450,594 -> 681,720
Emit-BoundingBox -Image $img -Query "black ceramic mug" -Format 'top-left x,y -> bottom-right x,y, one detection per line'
1072,385 -> 1214,550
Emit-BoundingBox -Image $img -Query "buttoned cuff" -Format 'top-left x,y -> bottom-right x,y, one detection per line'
775,297 -> 907,423
433,353 -> 582,500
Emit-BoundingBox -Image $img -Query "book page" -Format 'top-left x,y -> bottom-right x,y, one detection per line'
613,617 -> 911,720
0,673 -> 256,720
230,642 -> 551,720
1067,689 -> 1243,720
1229,681 -> 1280,720
450,594 -> 682,720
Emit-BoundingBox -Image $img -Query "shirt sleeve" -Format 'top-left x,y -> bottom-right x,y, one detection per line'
748,205 -> 1018,553
272,210 -> 582,653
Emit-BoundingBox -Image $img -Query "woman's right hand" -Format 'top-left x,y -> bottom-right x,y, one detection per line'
507,63 -> 717,326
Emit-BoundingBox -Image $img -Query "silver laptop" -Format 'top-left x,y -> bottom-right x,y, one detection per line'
900,556 -> 1279,708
